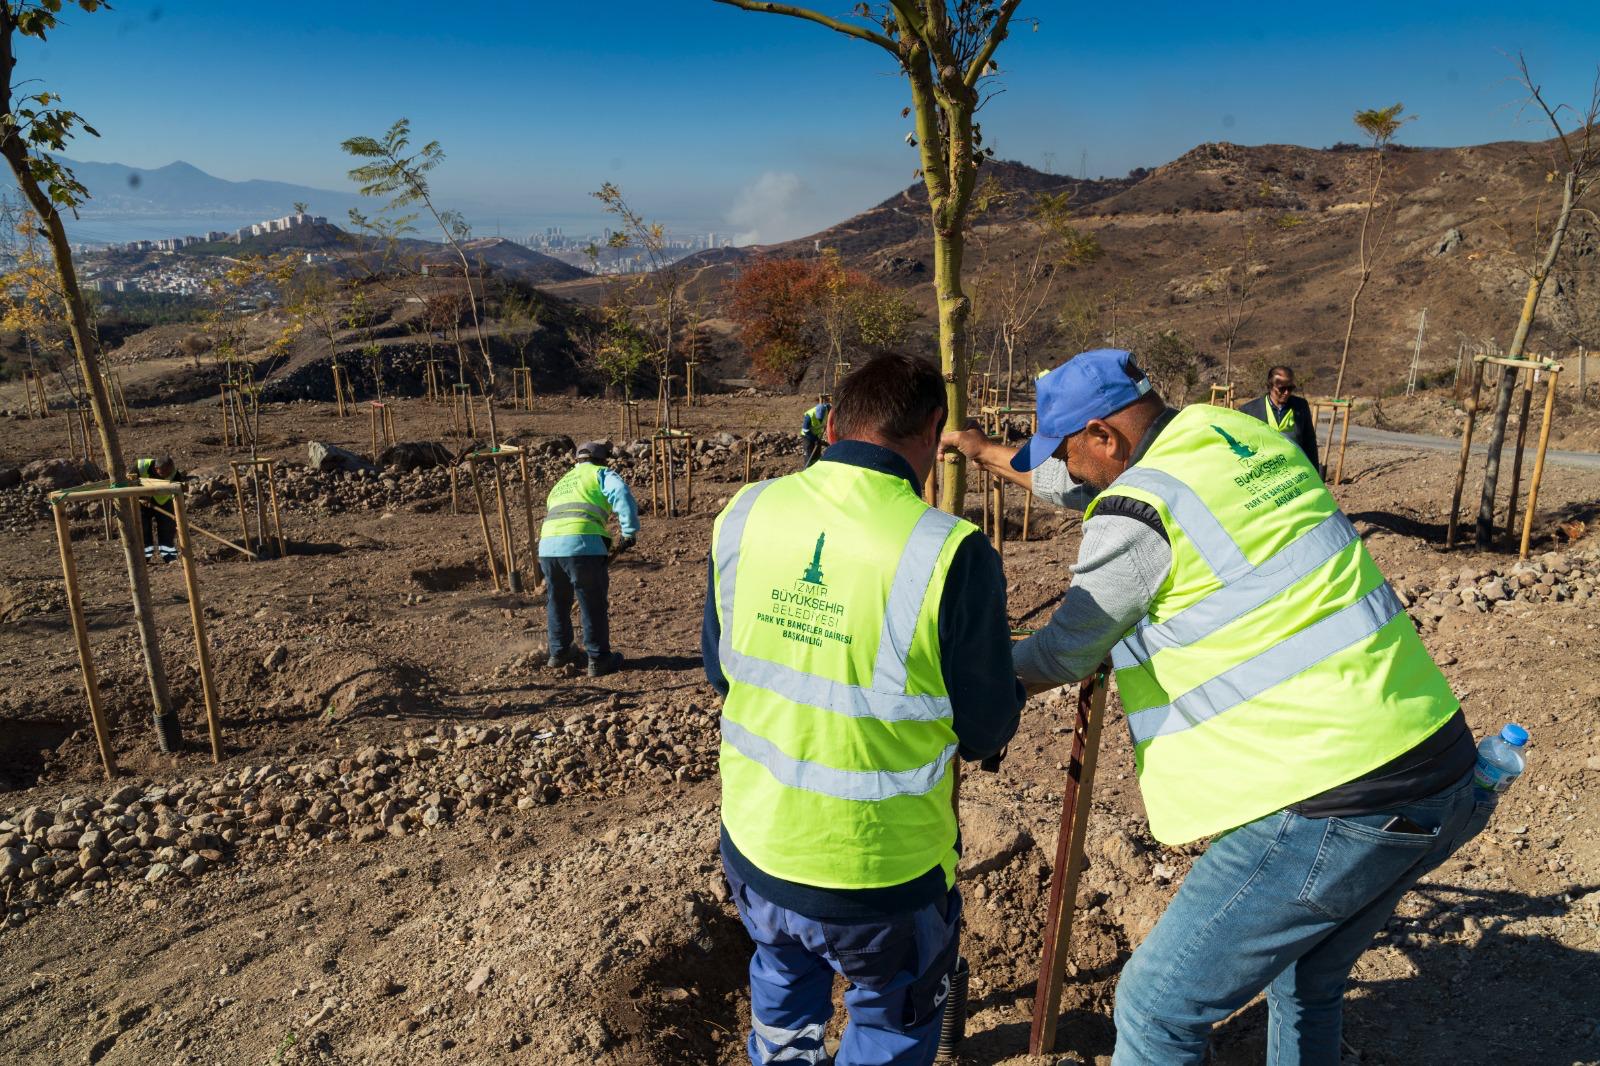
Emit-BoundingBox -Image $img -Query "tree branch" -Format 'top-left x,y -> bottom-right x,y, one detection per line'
964,0 -> 1021,88
713,0 -> 897,52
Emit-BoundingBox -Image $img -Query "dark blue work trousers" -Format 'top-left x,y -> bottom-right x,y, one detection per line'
539,555 -> 610,662
723,850 -> 960,1065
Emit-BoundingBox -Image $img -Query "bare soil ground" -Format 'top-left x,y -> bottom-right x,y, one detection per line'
1,391 -> 1598,1065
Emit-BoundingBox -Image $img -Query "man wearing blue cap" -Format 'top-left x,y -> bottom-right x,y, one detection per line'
943,349 -> 1485,1065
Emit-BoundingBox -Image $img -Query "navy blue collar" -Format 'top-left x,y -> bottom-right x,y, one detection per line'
819,439 -> 921,493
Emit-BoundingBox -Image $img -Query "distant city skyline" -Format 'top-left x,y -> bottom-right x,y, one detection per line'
21,1 -> 1600,244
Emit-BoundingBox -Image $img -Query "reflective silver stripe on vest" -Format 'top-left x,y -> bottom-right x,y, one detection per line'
1119,511 -> 1359,663
871,506 -> 963,694
751,1016 -> 827,1064
1110,466 -> 1252,581
723,717 -> 957,801
714,479 -> 957,724
1123,581 -> 1404,745
545,501 -> 609,524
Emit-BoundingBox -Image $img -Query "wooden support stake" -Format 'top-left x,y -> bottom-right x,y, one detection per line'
1333,404 -> 1351,487
1519,368 -> 1561,560
467,459 -> 502,591
489,456 -> 521,593
1029,665 -> 1110,1057
27,371 -> 49,418
991,477 -> 1005,558
171,493 -> 223,763
1446,358 -> 1486,549
744,439 -> 753,484
230,464 -> 253,554
1506,367 -> 1536,541
266,464 -> 287,557
648,438 -> 660,517
53,504 -> 118,780
331,365 -> 349,418
149,503 -> 257,559
518,451 -> 541,589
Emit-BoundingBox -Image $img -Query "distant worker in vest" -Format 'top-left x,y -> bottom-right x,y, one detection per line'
705,354 -> 1024,1066
1241,364 -> 1318,467
538,440 -> 639,678
131,456 -> 181,563
799,399 -> 830,468
943,348 -> 1486,1065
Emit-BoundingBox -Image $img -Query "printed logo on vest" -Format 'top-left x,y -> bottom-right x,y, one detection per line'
800,531 -> 826,587
1211,424 -> 1258,465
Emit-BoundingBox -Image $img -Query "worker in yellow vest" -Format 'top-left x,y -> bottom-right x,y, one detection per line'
538,441 -> 639,677
800,400 -> 830,469
943,349 -> 1488,1065
706,355 -> 1023,1065
132,456 -> 180,563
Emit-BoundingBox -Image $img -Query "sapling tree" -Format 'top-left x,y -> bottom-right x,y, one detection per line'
1332,103 -> 1411,401
714,0 -> 1028,511
0,0 -> 183,750
592,182 -> 691,427
498,285 -> 540,371
342,120 -> 502,443
973,187 -> 1101,403
342,286 -> 385,398
1203,221 -> 1264,389
1474,58 -> 1600,544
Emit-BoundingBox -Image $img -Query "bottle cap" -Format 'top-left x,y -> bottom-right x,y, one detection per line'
1500,723 -> 1529,747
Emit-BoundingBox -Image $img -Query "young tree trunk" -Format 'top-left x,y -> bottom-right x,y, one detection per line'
1332,152 -> 1388,401
933,219 -> 972,512
0,139 -> 181,753
1332,275 -> 1368,401
1475,171 -> 1576,545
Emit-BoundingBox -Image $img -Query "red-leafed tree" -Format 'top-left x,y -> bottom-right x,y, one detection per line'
727,255 -> 916,385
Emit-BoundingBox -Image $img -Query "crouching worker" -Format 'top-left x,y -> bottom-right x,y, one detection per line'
944,348 -> 1487,1065
538,440 -> 640,678
131,456 -> 181,563
705,354 -> 1024,1065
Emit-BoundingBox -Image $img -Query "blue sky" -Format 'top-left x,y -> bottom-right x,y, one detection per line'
22,0 -> 1600,242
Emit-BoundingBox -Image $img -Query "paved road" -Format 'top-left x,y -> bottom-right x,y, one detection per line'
1342,425 -> 1600,472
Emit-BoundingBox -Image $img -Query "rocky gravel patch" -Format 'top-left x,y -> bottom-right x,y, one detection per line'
0,705 -> 717,929
1400,546 -> 1600,629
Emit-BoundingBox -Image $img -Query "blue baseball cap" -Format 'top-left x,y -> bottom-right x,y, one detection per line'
1011,349 -> 1153,472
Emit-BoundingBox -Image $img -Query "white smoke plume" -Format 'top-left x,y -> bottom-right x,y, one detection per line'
727,171 -> 816,245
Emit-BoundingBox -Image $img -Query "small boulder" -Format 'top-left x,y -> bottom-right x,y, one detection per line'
378,441 -> 453,473
307,442 -> 376,474
21,458 -> 104,491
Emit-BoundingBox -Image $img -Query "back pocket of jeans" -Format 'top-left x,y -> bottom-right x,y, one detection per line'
1298,816 -> 1437,921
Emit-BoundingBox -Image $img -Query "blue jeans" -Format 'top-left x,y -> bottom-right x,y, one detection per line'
1113,771 -> 1494,1066
539,555 -> 610,661
723,858 -> 961,1066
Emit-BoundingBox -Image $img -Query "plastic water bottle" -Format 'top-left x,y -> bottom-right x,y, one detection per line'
1472,723 -> 1529,795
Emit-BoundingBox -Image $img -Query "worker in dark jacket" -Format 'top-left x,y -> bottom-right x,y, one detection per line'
1240,365 -> 1318,468
705,355 -> 1023,1065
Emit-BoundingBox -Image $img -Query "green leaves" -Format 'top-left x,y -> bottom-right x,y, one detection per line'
1353,103 -> 1410,148
341,119 -> 443,207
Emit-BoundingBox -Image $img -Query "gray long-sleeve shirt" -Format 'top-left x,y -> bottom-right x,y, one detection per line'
1019,425 -> 1477,819
1013,451 -> 1173,688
